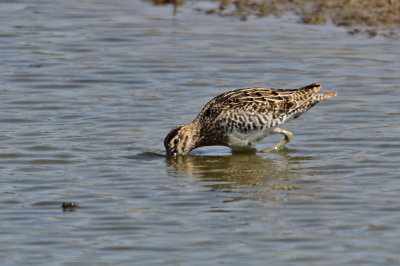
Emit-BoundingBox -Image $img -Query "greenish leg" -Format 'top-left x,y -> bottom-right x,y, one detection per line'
259,127 -> 293,153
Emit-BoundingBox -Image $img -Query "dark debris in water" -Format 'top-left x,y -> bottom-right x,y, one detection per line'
62,202 -> 79,211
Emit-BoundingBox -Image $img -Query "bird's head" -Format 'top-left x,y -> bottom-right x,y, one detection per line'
164,124 -> 198,156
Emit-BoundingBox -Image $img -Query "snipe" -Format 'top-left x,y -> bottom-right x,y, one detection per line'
164,83 -> 336,156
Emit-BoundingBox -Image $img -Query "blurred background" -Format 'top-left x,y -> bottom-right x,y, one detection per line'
0,0 -> 399,264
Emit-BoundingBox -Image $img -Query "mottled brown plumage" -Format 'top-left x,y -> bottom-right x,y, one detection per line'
165,83 -> 335,155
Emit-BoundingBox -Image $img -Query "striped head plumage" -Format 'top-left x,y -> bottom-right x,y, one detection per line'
164,124 -> 200,156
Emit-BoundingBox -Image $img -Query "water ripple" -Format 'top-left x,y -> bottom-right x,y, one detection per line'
0,0 -> 399,264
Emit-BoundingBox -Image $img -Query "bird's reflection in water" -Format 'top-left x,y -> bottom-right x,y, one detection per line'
166,147 -> 312,202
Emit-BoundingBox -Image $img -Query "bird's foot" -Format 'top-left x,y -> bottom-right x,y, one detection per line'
258,128 -> 293,153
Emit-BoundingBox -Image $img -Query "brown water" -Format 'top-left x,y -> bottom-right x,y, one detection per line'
1,0 -> 400,264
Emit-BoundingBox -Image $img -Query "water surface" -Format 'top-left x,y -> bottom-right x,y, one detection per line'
0,0 -> 400,264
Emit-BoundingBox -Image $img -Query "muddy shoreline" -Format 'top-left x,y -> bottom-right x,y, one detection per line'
149,0 -> 400,38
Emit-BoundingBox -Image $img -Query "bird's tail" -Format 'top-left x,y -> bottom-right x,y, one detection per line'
288,83 -> 336,120
295,83 -> 336,101
323,92 -> 337,99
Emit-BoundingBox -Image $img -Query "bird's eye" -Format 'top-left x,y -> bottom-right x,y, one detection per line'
174,138 -> 179,145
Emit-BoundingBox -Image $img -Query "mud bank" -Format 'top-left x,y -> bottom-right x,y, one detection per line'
149,0 -> 400,38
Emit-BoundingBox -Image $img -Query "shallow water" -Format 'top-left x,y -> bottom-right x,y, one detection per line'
1,0 -> 400,264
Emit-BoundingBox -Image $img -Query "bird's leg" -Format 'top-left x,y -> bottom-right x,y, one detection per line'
259,127 -> 293,153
